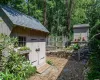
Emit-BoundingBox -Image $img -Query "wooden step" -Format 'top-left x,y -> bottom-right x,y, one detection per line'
37,63 -> 51,74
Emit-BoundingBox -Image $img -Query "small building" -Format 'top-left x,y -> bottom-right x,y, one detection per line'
0,6 -> 49,67
73,24 -> 89,42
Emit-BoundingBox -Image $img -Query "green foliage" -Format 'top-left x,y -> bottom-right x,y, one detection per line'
0,0 -> 93,36
88,41 -> 100,80
0,34 -> 17,50
86,0 -> 100,79
0,69 -> 15,80
87,22 -> 100,79
72,0 -> 92,24
0,0 -> 12,5
0,66 -> 36,80
5,51 -> 36,78
73,43 -> 80,50
47,60 -> 53,65
89,22 -> 100,39
0,69 -> 25,80
87,0 -> 100,27
87,70 -> 100,80
0,34 -> 18,71
66,45 -> 73,50
0,34 -> 36,80
18,46 -> 30,51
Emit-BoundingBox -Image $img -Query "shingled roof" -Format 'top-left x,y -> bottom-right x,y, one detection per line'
0,5 -> 49,33
73,24 -> 89,28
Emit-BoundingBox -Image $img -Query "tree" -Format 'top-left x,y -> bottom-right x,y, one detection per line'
27,0 -> 31,15
0,0 -> 93,37
43,0 -> 47,27
66,0 -> 74,38
86,0 -> 100,79
87,0 -> 100,27
72,0 -> 92,24
0,0 -> 11,5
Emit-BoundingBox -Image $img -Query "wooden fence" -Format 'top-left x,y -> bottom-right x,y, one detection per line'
46,36 -> 68,51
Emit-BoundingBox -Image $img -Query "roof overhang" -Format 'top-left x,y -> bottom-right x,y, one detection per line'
73,24 -> 89,29
0,5 -> 49,33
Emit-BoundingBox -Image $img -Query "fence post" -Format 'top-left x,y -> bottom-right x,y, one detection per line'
62,36 -> 64,48
56,37 -> 57,50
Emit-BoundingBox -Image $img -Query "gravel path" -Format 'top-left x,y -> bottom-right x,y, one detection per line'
28,56 -> 85,80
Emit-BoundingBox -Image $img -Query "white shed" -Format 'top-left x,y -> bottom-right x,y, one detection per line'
73,24 -> 89,42
0,6 -> 49,68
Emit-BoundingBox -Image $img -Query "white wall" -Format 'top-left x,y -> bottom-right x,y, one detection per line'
0,17 -> 11,35
73,28 -> 89,41
26,36 -> 46,67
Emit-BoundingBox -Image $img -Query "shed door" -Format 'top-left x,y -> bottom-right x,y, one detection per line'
27,37 -> 39,66
27,37 -> 46,66
38,38 -> 46,65
31,38 -> 39,66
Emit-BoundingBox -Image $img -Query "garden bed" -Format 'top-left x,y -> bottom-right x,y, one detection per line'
19,50 -> 31,54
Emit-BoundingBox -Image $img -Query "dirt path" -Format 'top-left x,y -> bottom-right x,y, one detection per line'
28,56 -> 85,80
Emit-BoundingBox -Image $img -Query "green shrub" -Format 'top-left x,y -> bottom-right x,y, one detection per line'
87,23 -> 100,80
87,70 -> 100,80
1,51 -> 37,80
0,34 -> 18,71
47,60 -> 53,65
0,69 -> 26,80
0,69 -> 14,80
73,43 -> 80,50
0,34 -> 36,80
4,51 -> 37,79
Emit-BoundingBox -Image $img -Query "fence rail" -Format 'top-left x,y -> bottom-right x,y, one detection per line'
46,36 -> 68,51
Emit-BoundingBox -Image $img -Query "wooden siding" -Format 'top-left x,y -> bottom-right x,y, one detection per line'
11,26 -> 48,37
0,8 -> 14,35
0,17 -> 11,35
11,26 -> 48,67
73,27 -> 89,41
0,7 -> 48,67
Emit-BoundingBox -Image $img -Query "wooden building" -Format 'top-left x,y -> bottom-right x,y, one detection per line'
0,5 -> 49,67
73,24 -> 89,42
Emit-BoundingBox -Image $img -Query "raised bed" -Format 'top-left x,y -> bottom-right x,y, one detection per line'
19,50 -> 31,55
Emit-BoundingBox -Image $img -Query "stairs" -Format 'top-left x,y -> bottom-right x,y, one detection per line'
37,63 -> 51,74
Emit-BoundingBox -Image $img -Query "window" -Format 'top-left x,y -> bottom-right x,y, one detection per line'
24,54 -> 29,60
18,36 -> 26,47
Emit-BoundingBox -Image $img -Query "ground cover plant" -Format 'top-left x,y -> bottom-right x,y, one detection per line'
47,60 -> 53,65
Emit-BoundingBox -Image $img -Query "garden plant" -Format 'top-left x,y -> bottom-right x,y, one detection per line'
0,34 -> 36,80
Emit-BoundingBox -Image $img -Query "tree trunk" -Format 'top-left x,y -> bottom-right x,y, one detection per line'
27,0 -> 30,15
43,0 -> 47,27
66,0 -> 74,38
65,0 -> 69,36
